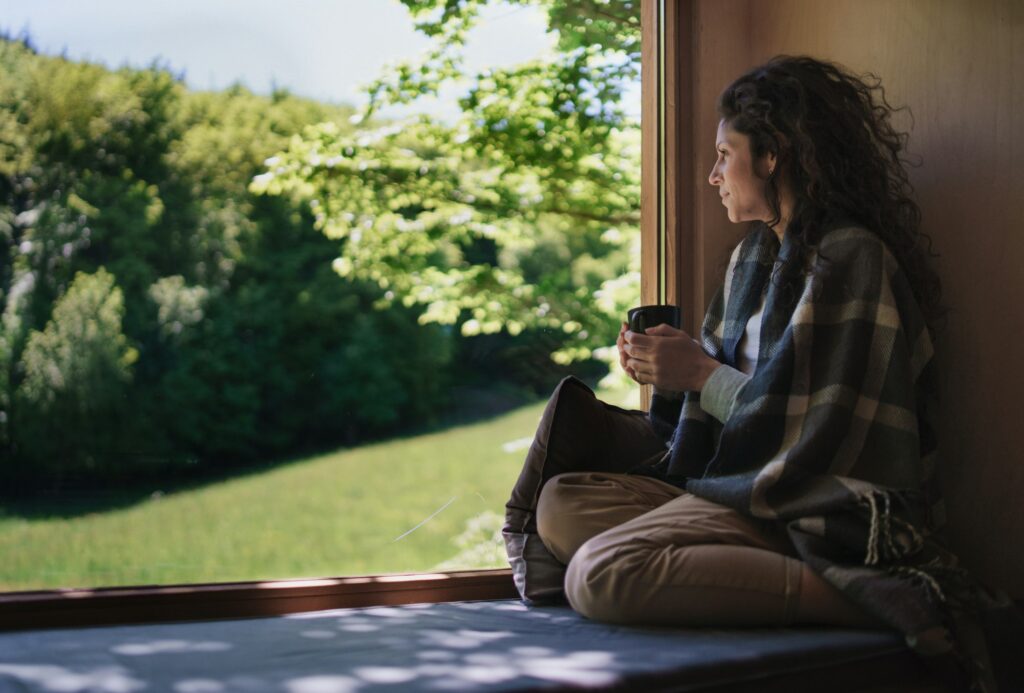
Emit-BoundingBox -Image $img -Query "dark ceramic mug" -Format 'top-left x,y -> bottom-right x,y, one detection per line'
627,304 -> 682,334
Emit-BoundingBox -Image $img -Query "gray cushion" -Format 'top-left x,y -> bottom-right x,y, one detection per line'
0,599 -> 925,692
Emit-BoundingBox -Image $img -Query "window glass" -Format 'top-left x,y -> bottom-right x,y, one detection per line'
0,0 -> 641,591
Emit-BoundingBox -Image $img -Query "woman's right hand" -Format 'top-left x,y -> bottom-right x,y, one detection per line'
617,322 -> 639,382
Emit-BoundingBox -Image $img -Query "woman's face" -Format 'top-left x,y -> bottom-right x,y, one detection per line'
708,119 -> 776,225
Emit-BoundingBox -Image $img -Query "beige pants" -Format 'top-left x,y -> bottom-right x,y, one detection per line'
537,471 -> 884,628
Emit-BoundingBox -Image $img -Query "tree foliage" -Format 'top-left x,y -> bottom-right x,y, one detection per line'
0,37 -> 453,490
0,1 -> 641,492
254,0 -> 642,364
12,269 -> 135,481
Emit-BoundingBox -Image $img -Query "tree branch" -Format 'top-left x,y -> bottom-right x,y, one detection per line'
573,4 -> 635,27
541,206 -> 639,226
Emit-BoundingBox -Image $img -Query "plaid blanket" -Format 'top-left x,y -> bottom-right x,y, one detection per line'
642,224 -> 1018,691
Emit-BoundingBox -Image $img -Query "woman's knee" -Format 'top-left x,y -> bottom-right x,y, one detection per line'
565,539 -> 813,628
563,536 -> 636,623
535,472 -> 590,549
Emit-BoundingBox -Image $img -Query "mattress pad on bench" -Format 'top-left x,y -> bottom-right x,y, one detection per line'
0,599 -> 936,692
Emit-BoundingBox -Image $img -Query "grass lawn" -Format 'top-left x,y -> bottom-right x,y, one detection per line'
0,385 -> 640,592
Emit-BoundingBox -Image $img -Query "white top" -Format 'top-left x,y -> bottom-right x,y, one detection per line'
735,293 -> 766,375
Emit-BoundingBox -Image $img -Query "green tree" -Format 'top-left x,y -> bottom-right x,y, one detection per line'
11,269 -> 136,485
253,0 -> 642,367
3,37 -> 443,485
0,38 -> 184,455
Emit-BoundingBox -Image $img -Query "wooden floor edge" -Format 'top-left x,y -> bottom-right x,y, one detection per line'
0,568 -> 520,632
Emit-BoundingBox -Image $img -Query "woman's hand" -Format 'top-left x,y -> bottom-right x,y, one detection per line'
624,323 -> 721,392
617,322 -> 639,382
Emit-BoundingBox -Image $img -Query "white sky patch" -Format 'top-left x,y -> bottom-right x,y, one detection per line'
0,0 -> 560,121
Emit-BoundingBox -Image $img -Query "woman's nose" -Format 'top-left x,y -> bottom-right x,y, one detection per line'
708,164 -> 721,186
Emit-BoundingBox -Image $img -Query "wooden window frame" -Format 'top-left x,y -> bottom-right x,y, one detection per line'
641,0 -> 695,329
0,0 -> 686,633
0,570 -> 520,631
641,0 -> 695,408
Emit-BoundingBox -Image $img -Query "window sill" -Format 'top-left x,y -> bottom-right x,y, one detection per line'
0,568 -> 518,632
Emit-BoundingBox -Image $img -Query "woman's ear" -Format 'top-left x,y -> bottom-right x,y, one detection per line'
766,151 -> 777,177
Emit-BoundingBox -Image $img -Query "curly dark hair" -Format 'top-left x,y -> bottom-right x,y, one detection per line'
717,55 -> 944,335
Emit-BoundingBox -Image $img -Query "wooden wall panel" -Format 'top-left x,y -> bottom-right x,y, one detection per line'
689,0 -> 752,319
683,0 -> 1023,596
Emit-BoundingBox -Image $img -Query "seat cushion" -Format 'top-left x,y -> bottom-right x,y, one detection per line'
0,599 -> 936,692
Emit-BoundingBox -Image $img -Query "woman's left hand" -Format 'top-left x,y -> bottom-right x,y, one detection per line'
624,323 -> 721,392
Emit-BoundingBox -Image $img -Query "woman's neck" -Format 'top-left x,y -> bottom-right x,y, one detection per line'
769,188 -> 796,242
769,218 -> 788,243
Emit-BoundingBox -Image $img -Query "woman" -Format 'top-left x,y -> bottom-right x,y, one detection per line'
514,56 -> 1014,690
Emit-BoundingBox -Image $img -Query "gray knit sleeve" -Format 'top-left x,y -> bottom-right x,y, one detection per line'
699,364 -> 750,424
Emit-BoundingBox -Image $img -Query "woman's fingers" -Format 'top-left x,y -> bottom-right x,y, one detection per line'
623,334 -> 656,361
626,325 -> 704,388
628,327 -> 690,348
644,323 -> 683,337
618,323 -> 641,382
627,358 -> 654,379
617,322 -> 631,370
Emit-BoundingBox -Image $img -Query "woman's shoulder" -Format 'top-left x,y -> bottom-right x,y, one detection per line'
816,224 -> 898,272
818,224 -> 881,249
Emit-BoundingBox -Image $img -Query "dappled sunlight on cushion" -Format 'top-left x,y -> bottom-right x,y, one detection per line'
0,664 -> 146,693
173,679 -> 225,693
285,676 -> 360,693
111,640 -> 231,656
0,599 -> 909,691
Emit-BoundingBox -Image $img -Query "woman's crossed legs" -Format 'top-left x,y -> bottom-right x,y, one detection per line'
536,471 -> 883,628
